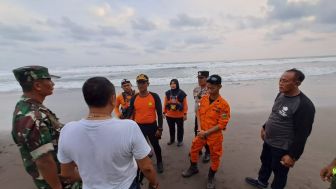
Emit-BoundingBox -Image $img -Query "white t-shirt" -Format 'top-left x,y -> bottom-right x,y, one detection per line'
57,118 -> 151,189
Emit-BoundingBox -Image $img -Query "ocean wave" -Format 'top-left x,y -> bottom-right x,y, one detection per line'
1,56 -> 335,92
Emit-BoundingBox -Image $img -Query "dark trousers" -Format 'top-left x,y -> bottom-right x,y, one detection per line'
138,123 -> 162,163
258,142 -> 290,189
128,176 -> 140,189
194,116 -> 210,153
166,116 -> 184,142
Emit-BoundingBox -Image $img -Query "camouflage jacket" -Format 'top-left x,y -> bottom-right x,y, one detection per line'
12,95 -> 71,189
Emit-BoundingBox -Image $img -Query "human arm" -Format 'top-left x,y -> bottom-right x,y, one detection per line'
136,157 -> 159,188
126,95 -> 136,120
20,110 -> 63,189
132,123 -> 159,187
163,96 -> 167,119
287,96 -> 315,161
35,153 -> 63,189
114,95 -> 122,118
152,93 -> 163,138
60,161 -> 81,183
183,97 -> 188,121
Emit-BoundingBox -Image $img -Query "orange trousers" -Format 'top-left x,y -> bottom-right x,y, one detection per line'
190,135 -> 223,171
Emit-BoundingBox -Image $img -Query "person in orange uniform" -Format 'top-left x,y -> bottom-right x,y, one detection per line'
128,74 -> 164,173
114,79 -> 136,119
182,74 -> 230,189
163,79 -> 188,147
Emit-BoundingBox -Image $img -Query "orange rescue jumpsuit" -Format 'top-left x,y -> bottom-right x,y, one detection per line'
190,94 -> 230,171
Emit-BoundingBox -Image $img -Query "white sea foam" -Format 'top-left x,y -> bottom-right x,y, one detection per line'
1,56 -> 335,92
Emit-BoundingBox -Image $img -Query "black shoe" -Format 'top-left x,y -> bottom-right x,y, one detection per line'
207,176 -> 216,189
182,165 -> 199,177
207,168 -> 216,189
202,152 -> 210,163
245,177 -> 268,189
167,141 -> 175,145
177,142 -> 183,147
157,162 -> 164,173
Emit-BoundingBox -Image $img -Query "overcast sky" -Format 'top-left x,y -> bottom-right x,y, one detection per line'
0,0 -> 335,68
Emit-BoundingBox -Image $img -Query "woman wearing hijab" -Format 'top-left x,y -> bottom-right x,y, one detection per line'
163,79 -> 188,147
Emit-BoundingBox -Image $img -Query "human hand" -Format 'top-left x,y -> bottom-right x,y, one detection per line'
320,165 -> 334,182
155,130 -> 162,139
183,114 -> 187,121
260,128 -> 265,141
197,130 -> 207,139
280,155 -> 295,168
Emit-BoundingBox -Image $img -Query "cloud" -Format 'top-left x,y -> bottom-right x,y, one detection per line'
170,14 -> 209,28
34,47 -> 67,53
265,0 -> 336,26
131,18 -> 156,31
86,51 -> 100,56
265,23 -> 297,40
232,0 -> 336,41
267,0 -> 312,21
99,26 -> 125,36
58,17 -> 96,41
91,3 -> 135,27
45,17 -> 126,41
183,35 -> 218,45
145,39 -> 169,53
101,42 -> 132,50
0,22 -> 44,42
315,0 -> 336,24
301,36 -> 324,42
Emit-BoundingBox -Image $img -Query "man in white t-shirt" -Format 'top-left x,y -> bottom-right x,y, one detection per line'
57,77 -> 159,189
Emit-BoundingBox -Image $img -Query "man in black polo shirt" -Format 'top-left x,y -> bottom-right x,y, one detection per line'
245,68 -> 315,189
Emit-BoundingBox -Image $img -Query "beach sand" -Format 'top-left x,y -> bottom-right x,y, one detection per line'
1,74 -> 335,189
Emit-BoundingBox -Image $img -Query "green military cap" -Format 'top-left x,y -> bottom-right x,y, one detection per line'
13,65 -> 60,84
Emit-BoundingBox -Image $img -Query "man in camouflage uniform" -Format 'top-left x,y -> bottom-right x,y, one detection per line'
12,66 -> 81,189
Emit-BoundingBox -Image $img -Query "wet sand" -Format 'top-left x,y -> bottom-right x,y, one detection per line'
1,74 -> 335,189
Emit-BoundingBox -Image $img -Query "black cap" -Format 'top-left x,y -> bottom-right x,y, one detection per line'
197,71 -> 209,78
121,79 -> 131,86
207,74 -> 221,85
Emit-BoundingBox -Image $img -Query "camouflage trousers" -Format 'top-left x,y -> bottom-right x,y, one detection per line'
34,179 -> 82,189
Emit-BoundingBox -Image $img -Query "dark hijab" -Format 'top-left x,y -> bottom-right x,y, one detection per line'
166,79 -> 187,100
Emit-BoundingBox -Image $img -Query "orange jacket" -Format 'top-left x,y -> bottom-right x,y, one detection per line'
198,94 -> 230,138
163,96 -> 188,118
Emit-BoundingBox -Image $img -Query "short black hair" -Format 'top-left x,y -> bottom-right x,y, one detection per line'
20,82 -> 34,92
82,77 -> 115,107
286,68 -> 305,82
